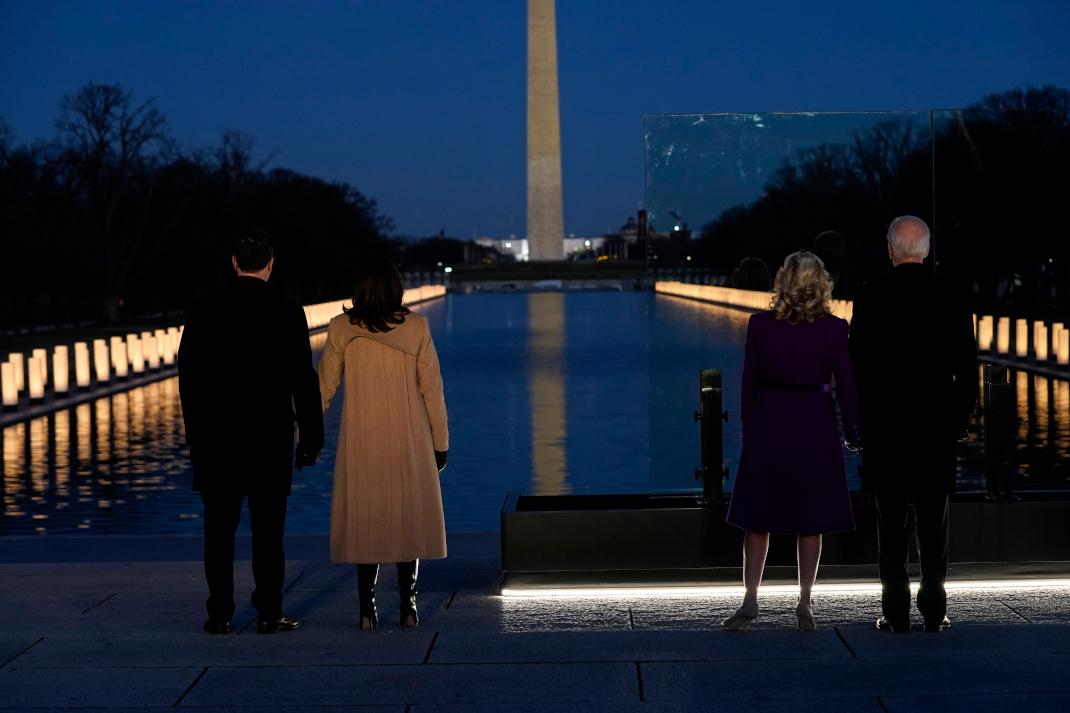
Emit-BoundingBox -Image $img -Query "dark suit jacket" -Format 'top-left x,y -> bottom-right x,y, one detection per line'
178,276 -> 324,495
849,263 -> 977,494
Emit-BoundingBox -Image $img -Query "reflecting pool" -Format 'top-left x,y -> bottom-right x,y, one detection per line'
1,292 -> 1068,535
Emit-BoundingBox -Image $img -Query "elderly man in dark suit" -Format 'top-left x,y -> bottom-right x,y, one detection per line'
849,216 -> 977,633
179,230 -> 324,635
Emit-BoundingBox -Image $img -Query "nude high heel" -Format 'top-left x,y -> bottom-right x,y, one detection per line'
796,601 -> 816,631
722,602 -> 759,631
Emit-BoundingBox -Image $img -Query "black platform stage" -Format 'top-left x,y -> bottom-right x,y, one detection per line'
500,492 -> 1070,591
500,366 -> 1070,593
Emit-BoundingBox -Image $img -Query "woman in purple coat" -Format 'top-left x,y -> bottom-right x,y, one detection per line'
723,250 -> 859,631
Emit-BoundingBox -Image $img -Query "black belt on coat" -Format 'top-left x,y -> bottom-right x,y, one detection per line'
757,379 -> 832,393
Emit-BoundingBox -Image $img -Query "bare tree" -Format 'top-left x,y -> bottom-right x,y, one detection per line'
56,82 -> 170,321
214,129 -> 275,183
850,118 -> 924,200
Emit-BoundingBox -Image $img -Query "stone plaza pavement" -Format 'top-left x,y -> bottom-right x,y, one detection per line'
0,533 -> 1068,712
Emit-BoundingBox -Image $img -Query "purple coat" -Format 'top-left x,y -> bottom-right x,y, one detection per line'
726,310 -> 859,535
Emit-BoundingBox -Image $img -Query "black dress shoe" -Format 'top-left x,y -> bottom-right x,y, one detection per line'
256,616 -> 303,634
876,616 -> 910,633
923,616 -> 951,632
203,618 -> 231,635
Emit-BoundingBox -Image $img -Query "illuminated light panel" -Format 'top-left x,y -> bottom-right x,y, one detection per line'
1015,319 -> 1029,358
73,343 -> 91,388
27,356 -> 45,400
157,329 -> 175,366
144,335 -> 160,370
996,317 -> 1011,354
93,339 -> 110,383
977,315 -> 994,351
8,352 -> 25,391
1034,321 -> 1049,361
500,579 -> 1070,598
32,348 -> 48,386
113,342 -> 128,378
2,361 -> 17,406
128,335 -> 145,374
52,346 -> 69,394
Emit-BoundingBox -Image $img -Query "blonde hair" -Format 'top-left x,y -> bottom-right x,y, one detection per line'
771,250 -> 833,323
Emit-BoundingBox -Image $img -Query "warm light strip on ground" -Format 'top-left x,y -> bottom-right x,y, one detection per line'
500,579 -> 1070,599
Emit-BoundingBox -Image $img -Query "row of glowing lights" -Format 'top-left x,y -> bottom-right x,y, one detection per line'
977,316 -> 1070,364
501,579 -> 1070,598
0,286 -> 447,409
656,282 -> 1070,365
1,328 -> 184,407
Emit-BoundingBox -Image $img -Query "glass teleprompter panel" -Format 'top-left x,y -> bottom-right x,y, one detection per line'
644,111 -> 933,493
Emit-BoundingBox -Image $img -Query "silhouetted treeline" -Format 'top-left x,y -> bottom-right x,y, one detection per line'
0,82 -> 395,330
694,86 -> 1070,316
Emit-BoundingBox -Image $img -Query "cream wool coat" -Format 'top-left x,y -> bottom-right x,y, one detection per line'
318,312 -> 449,563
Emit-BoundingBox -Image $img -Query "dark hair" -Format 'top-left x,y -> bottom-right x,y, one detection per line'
233,228 -> 274,272
344,256 -> 410,333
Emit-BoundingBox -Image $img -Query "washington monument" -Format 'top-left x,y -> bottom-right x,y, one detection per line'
527,0 -> 564,260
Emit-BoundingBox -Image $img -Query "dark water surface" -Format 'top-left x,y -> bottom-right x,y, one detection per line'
2,293 -> 1067,535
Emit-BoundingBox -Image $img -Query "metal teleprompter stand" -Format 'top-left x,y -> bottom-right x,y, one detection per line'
694,368 -> 729,504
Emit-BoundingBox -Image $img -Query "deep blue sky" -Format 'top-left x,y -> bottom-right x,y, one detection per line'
2,1 -> 1068,238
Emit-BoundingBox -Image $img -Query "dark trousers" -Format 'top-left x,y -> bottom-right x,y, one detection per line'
876,494 -> 949,626
201,491 -> 288,621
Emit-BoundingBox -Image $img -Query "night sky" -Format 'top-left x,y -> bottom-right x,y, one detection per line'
2,1 -> 1067,238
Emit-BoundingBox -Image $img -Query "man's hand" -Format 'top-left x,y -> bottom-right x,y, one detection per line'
434,450 -> 448,473
295,447 -> 320,471
844,439 -> 863,455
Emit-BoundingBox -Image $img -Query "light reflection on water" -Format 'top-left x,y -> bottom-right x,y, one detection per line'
528,292 -> 568,496
2,378 -> 201,534
1,293 -> 1067,536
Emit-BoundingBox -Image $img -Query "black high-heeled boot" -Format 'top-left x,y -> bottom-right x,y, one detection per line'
397,559 -> 419,628
357,563 -> 379,630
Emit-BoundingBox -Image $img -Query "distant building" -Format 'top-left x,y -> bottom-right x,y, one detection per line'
475,214 -> 653,262
564,235 -> 605,258
598,215 -> 647,261
476,234 -> 606,262
476,236 -> 528,261
619,215 -> 640,244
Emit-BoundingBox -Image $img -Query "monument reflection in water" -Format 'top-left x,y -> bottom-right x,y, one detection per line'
527,293 -> 568,495
2,292 -> 1069,536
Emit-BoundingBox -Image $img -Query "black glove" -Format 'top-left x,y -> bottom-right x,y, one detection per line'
434,450 -> 448,472
295,447 -> 320,471
844,439 -> 863,455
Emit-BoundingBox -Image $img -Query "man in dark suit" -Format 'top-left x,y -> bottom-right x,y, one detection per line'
849,215 -> 977,634
179,230 -> 324,634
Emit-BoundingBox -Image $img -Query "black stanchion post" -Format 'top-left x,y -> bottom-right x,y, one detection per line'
983,363 -> 1014,500
694,368 -> 729,504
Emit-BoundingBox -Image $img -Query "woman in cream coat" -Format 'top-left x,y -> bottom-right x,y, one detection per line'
319,256 -> 449,630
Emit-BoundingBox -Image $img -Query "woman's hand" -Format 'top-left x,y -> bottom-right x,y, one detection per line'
434,450 -> 448,473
